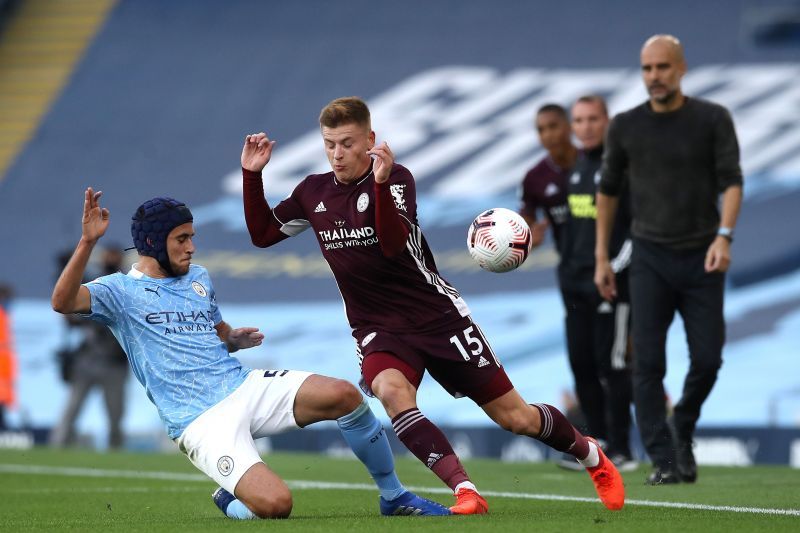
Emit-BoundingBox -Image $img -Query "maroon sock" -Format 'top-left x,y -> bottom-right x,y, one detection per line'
391,408 -> 470,490
532,403 -> 590,460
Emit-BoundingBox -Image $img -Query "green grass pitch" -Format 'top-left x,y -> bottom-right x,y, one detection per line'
0,448 -> 797,532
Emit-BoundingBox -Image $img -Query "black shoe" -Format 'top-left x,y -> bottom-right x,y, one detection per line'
675,439 -> 697,483
555,452 -> 584,471
608,452 -> 639,473
645,468 -> 680,485
668,416 -> 698,483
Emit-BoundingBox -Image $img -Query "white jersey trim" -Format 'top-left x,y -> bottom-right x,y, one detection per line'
273,211 -> 311,237
405,223 -> 470,317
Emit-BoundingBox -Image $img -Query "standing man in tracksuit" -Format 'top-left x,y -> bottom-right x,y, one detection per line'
560,95 -> 636,470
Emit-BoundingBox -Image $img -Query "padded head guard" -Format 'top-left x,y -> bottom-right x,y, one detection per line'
130,197 -> 193,276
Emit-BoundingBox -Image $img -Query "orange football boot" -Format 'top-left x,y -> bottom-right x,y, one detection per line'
449,487 -> 489,515
586,437 -> 625,510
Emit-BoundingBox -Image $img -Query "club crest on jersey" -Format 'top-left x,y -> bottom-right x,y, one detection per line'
217,455 -> 234,476
191,281 -> 207,297
361,332 -> 377,347
357,193 -> 369,212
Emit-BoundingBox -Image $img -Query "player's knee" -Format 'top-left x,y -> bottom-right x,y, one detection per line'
690,355 -> 722,376
372,377 -> 414,411
496,408 -> 536,435
251,490 -> 293,519
633,357 -> 666,378
329,378 -> 363,416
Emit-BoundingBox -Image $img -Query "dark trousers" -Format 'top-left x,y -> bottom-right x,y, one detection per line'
561,283 -> 634,456
50,362 -> 128,449
630,238 -> 725,469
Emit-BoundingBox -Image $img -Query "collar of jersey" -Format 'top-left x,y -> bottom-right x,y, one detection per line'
127,264 -> 171,282
333,165 -> 374,187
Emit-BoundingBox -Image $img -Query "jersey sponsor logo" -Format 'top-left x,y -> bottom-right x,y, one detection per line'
334,220 -> 345,227
361,332 -> 377,346
544,183 -> 560,197
390,184 -> 407,212
568,194 -> 596,219
145,310 -> 214,325
478,356 -> 490,368
314,201 -> 327,213
317,226 -> 378,250
191,281 -> 207,297
217,455 -> 234,476
357,193 -> 369,213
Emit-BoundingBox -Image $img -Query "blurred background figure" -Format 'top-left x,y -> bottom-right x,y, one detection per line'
0,283 -> 17,430
518,103 -> 575,250
559,95 -> 636,471
50,245 -> 129,449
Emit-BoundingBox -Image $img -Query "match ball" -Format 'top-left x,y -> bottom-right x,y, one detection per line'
467,208 -> 532,273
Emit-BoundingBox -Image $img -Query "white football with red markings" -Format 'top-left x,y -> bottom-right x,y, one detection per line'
467,208 -> 532,273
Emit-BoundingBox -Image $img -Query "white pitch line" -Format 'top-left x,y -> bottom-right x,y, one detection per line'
1,463 -> 797,517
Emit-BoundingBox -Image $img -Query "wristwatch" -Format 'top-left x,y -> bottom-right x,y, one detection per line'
717,226 -> 734,242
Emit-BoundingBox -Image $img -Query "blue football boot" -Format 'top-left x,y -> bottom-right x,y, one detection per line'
379,490 -> 452,516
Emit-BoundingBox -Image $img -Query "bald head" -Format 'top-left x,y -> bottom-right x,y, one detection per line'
640,34 -> 687,111
641,34 -> 685,65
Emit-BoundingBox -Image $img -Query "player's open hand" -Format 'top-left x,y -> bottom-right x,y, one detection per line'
705,236 -> 731,273
82,187 -> 109,243
228,327 -> 265,350
367,141 -> 394,184
594,259 -> 617,301
241,132 -> 276,172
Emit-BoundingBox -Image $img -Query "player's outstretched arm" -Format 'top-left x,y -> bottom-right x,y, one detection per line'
241,131 -> 290,248
52,187 -> 109,314
215,321 -> 264,353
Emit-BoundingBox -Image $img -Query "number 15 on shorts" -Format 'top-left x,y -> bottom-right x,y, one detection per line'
449,326 -> 484,361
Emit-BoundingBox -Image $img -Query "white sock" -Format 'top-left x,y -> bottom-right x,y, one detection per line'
454,481 -> 477,494
577,441 -> 600,469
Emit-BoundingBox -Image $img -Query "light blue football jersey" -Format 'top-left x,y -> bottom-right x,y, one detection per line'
82,264 -> 251,438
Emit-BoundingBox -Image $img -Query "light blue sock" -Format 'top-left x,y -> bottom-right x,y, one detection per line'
226,499 -> 257,520
337,401 -> 406,501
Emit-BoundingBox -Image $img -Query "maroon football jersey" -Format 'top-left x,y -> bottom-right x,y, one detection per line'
519,156 -> 571,246
269,163 -> 470,333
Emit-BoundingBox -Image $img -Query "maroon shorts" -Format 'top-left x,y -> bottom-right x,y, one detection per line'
355,316 -> 514,405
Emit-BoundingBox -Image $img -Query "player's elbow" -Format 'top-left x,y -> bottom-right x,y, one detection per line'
51,292 -> 71,314
250,234 -> 270,248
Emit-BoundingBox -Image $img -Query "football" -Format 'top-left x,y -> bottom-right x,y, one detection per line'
467,208 -> 532,273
